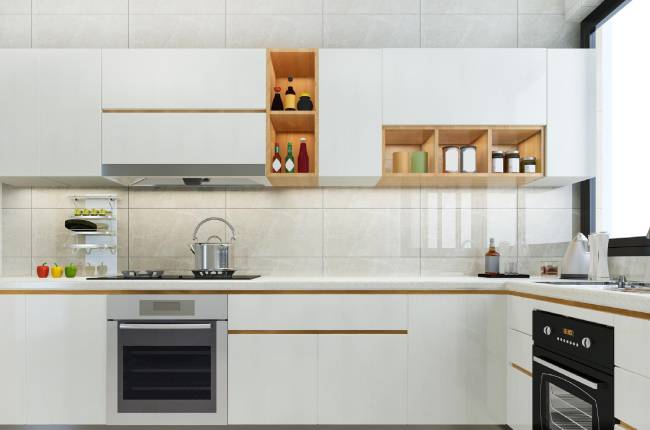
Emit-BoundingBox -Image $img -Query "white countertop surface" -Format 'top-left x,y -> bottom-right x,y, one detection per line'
2,276 -> 650,315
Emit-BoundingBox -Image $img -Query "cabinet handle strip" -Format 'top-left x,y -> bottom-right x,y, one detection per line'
228,329 -> 408,335
510,362 -> 532,378
102,108 -> 266,113
617,420 -> 637,430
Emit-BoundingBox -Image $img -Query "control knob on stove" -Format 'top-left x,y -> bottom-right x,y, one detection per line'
581,337 -> 592,349
543,325 -> 552,336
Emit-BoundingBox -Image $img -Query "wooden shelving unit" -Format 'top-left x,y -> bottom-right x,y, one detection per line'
266,49 -> 318,187
380,125 -> 544,187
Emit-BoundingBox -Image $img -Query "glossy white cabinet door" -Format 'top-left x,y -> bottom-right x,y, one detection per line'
228,334 -> 318,424
102,113 -> 266,165
507,364 -> 533,430
319,49 -> 382,185
615,367 -> 650,429
318,334 -> 407,424
508,328 -> 533,371
0,296 -> 26,424
614,314 -> 650,378
38,50 -> 101,176
26,296 -> 106,424
546,49 -> 596,181
0,50 -> 39,176
102,49 -> 266,109
383,49 -> 547,125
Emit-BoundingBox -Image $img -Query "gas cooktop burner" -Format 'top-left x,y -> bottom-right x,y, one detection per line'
87,274 -> 260,280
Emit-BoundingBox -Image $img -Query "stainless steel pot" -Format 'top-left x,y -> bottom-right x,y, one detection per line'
189,217 -> 236,271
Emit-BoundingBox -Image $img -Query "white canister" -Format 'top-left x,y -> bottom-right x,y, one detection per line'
443,146 -> 460,173
492,151 -> 504,173
588,232 -> 610,280
460,145 -> 477,173
506,151 -> 520,173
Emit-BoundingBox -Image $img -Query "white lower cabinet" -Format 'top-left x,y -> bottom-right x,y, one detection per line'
0,296 -> 26,424
318,334 -> 407,424
507,363 -> 533,430
228,334 -> 318,424
25,296 -> 107,424
615,367 -> 650,429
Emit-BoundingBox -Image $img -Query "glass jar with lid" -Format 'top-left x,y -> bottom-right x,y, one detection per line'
505,150 -> 520,173
492,151 -> 504,173
522,156 -> 537,173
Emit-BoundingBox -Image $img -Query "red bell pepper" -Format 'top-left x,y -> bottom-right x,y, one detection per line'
36,263 -> 49,278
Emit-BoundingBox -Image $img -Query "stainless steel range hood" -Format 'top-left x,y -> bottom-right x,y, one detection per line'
102,164 -> 270,187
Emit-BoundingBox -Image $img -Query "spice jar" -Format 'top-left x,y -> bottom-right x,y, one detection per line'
443,147 -> 460,173
297,93 -> 313,111
505,150 -> 520,173
522,156 -> 537,173
460,145 -> 477,173
491,151 -> 504,173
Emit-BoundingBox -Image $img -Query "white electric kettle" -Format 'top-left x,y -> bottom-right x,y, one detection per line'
560,233 -> 590,279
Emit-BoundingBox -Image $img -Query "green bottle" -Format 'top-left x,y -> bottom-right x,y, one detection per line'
285,142 -> 295,173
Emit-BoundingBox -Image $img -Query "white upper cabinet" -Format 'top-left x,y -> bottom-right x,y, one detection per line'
0,296 -> 26,425
545,49 -> 596,181
38,50 -> 101,176
0,51 -> 39,176
382,49 -> 547,125
319,49 -> 382,184
26,296 -> 106,424
102,50 -> 266,109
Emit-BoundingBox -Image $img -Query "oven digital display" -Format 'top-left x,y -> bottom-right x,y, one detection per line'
563,328 -> 575,337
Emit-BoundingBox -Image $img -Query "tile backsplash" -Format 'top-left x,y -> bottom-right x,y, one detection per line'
1,185 -> 580,278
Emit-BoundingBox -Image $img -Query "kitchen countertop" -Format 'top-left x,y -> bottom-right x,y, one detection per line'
2,276 -> 650,317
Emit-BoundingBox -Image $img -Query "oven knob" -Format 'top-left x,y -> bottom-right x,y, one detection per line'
581,337 -> 592,349
543,326 -> 552,336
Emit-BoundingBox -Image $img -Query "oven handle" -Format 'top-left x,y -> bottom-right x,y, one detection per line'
533,356 -> 600,390
119,323 -> 212,330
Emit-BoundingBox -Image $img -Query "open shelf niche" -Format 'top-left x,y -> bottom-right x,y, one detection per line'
380,125 -> 544,187
266,49 -> 318,186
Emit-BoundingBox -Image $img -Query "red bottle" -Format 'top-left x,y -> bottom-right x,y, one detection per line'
297,138 -> 309,173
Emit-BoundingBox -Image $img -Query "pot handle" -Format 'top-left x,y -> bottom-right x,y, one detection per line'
206,235 -> 223,243
192,217 -> 237,242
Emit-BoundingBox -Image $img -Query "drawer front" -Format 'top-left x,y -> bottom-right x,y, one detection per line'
102,113 -> 265,165
615,314 -> 650,378
615,367 -> 650,429
228,295 -> 407,330
507,364 -> 532,430
102,49 -> 265,109
508,328 -> 532,372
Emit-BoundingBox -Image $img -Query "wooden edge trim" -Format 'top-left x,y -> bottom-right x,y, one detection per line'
229,330 -> 408,335
102,108 -> 266,114
511,362 -> 532,378
617,420 -> 637,430
0,289 -> 506,295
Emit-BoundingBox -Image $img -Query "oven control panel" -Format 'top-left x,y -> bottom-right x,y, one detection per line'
533,310 -> 614,369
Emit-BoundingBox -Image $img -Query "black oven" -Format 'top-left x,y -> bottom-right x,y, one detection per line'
533,310 -> 614,430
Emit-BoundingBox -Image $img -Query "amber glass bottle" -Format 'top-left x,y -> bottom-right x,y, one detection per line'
484,238 -> 500,275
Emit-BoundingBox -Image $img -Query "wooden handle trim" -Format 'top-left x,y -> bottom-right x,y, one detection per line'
617,420 -> 638,430
228,329 -> 408,335
102,108 -> 266,113
511,362 -> 532,378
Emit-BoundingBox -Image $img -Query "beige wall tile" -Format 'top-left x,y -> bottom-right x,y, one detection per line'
517,14 -> 579,48
324,257 -> 420,277
422,0 -> 516,14
2,209 -> 31,257
2,185 -> 31,209
130,0 -> 224,14
129,256 -> 195,272
32,0 -> 127,14
324,209 -> 419,257
226,14 -> 322,48
226,188 -> 322,209
517,185 -> 578,209
517,0 -> 563,14
421,187 -> 517,209
609,257 -> 650,282
129,14 -> 226,48
227,0 -> 322,14
421,208 -> 517,257
130,208 -> 227,257
129,189 -> 225,209
236,256 -> 323,276
518,208 -> 580,256
0,14 -> 30,47
421,257 -> 483,276
2,256 -> 32,276
31,188 -> 127,208
324,14 -> 419,48
324,0 -> 420,14
226,208 -> 323,257
421,14 -> 517,48
324,187 -> 419,209
32,14 -> 128,48
0,0 -> 30,14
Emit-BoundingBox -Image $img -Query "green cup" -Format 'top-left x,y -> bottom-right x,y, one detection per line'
410,151 -> 428,173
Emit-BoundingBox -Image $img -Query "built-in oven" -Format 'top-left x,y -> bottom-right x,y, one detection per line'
107,295 -> 227,425
533,310 -> 614,430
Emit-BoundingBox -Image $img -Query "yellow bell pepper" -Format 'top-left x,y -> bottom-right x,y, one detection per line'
51,264 -> 63,278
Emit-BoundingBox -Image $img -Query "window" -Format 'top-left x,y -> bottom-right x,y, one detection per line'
582,0 -> 650,255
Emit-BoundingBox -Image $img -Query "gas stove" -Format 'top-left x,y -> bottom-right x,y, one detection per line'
88,270 -> 260,280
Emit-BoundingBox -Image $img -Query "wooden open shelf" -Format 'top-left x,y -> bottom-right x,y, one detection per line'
380,125 -> 545,187
266,49 -> 318,186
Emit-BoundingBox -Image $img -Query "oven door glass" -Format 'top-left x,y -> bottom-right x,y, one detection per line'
547,381 -> 594,429
118,321 -> 217,413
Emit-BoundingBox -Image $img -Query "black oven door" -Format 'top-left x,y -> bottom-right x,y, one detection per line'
533,347 -> 614,430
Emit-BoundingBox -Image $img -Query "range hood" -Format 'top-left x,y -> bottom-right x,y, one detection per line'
102,164 -> 270,187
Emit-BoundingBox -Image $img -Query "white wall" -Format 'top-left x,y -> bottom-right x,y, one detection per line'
0,0 -> 589,49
